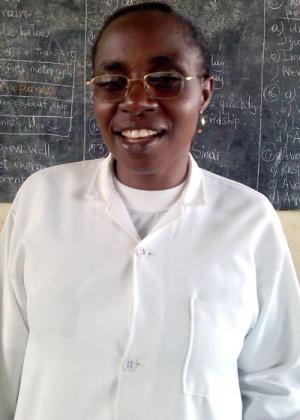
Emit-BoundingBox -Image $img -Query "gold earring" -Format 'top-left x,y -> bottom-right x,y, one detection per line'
197,112 -> 206,134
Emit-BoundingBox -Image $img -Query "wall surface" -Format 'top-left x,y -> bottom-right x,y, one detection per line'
278,211 -> 300,280
0,203 -> 299,281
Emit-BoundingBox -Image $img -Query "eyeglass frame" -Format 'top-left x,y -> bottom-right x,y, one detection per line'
86,71 -> 207,101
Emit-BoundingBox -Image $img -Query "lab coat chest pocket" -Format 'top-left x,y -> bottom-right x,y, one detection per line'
183,298 -> 241,397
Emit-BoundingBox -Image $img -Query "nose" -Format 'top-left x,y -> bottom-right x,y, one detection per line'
118,79 -> 158,115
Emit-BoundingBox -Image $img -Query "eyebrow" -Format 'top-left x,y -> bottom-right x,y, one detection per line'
98,60 -> 126,73
149,54 -> 179,67
98,54 -> 180,72
149,54 -> 189,75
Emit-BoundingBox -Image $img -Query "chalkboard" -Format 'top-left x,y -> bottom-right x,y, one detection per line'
0,0 -> 300,209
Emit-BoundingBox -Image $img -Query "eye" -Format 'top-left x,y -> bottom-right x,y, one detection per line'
94,75 -> 127,91
147,72 -> 182,89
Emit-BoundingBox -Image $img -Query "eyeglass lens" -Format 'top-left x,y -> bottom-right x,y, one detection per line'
92,72 -> 184,100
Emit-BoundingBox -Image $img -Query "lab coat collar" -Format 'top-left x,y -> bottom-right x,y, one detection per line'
86,154 -> 206,208
182,155 -> 206,207
86,154 -> 206,239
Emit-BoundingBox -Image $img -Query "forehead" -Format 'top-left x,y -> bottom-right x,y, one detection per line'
94,11 -> 202,72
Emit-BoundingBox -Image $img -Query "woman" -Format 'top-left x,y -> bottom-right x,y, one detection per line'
0,3 -> 299,420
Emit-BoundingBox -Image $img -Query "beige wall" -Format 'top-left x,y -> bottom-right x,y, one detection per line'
0,204 -> 10,231
0,203 -> 299,280
278,211 -> 300,280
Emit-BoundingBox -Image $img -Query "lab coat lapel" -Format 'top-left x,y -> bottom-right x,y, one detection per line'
86,155 -> 139,241
106,190 -> 140,241
146,155 -> 206,235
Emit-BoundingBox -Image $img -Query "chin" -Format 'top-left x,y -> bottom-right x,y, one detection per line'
124,160 -> 162,176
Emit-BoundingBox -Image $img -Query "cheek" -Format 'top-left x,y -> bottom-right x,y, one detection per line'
172,103 -> 200,135
93,102 -> 115,133
171,90 -> 202,129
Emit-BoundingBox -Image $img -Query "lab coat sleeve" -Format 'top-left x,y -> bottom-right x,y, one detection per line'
238,207 -> 300,419
0,204 -> 29,420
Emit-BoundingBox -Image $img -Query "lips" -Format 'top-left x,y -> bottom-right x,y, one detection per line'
113,126 -> 167,152
121,129 -> 158,138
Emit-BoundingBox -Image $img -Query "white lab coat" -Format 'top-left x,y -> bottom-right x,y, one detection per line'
0,154 -> 299,420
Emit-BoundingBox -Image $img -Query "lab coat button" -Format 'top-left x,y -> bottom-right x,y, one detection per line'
122,358 -> 140,372
136,247 -> 148,257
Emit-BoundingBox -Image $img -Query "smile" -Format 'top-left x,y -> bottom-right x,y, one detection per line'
121,129 -> 159,138
115,127 -> 166,152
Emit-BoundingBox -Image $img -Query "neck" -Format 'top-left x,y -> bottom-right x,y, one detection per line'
114,157 -> 189,190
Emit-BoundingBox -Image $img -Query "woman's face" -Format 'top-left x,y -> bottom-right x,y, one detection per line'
93,11 -> 213,189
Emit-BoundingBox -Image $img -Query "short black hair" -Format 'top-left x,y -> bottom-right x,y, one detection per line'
91,1 -> 211,77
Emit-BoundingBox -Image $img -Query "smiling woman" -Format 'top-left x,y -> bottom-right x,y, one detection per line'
90,6 -> 213,188
0,2 -> 300,420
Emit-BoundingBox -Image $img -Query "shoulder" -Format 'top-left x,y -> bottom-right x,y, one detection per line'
11,158 -> 107,212
201,167 -> 274,212
26,158 -> 103,183
198,166 -> 281,232
198,167 -> 291,269
20,158 -> 104,191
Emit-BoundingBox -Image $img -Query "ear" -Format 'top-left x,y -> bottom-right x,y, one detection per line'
199,76 -> 214,113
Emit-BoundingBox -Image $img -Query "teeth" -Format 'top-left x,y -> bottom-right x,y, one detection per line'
121,129 -> 158,138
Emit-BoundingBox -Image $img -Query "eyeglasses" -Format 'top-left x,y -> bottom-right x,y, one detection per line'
86,71 -> 204,102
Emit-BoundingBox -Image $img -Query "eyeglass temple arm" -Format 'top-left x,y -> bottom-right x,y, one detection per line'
185,75 -> 206,81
